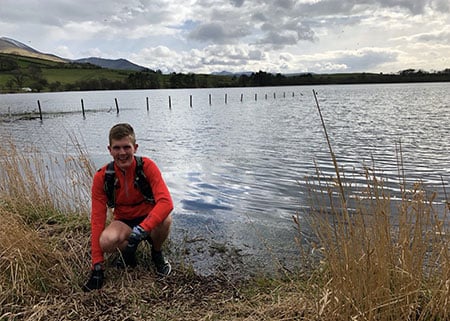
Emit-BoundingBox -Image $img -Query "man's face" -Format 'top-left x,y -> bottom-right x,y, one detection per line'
108,136 -> 138,171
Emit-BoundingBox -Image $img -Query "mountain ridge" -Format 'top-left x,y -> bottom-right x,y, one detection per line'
0,37 -> 39,53
74,57 -> 146,71
0,37 -> 146,71
0,37 -> 68,63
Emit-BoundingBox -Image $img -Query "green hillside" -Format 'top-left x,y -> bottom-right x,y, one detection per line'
0,53 -> 134,92
1,53 -> 449,93
41,68 -> 131,85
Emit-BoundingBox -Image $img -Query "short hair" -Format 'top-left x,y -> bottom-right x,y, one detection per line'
109,123 -> 136,145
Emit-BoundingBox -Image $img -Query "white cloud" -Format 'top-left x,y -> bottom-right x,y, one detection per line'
54,45 -> 74,59
396,29 -> 450,44
1,0 -> 449,73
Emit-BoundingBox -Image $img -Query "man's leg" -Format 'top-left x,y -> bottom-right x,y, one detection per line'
100,220 -> 139,268
150,214 -> 172,251
99,220 -> 132,253
149,214 -> 172,275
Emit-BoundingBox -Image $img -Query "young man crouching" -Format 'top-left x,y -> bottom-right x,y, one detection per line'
84,123 -> 173,292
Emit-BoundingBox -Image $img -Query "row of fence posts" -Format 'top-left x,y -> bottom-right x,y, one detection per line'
35,91 -> 298,120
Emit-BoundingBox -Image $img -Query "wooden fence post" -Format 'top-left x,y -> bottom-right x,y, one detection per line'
37,100 -> 43,120
81,99 -> 85,118
114,98 -> 119,114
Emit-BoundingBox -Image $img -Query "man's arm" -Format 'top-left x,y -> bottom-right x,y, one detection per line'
139,158 -> 173,231
90,169 -> 108,267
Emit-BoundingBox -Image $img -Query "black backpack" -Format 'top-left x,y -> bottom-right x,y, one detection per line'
104,156 -> 155,208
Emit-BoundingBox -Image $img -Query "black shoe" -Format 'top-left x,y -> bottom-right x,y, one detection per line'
152,250 -> 171,276
116,247 -> 137,268
83,264 -> 104,292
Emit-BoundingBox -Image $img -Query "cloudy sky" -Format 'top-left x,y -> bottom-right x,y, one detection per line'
1,0 -> 449,74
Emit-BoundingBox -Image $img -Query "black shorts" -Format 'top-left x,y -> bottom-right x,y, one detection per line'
117,215 -> 147,228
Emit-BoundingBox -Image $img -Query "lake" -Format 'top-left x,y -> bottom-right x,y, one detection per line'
1,83 -> 449,277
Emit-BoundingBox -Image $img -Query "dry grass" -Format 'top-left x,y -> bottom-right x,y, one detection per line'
0,139 -> 93,319
304,167 -> 450,320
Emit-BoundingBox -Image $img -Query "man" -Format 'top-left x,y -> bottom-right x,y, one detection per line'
83,123 -> 173,292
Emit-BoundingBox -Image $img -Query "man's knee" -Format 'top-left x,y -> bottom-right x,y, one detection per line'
154,214 -> 172,236
101,220 -> 132,248
100,228 -> 127,252
161,214 -> 172,230
151,215 -> 172,240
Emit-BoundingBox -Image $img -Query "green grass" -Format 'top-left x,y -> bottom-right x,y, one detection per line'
42,68 -> 130,84
7,54 -> 61,68
0,73 -> 11,84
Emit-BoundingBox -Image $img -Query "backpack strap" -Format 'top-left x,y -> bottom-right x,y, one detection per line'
104,161 -> 117,208
134,156 -> 155,204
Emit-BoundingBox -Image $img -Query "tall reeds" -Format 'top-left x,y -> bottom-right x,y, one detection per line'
304,92 -> 450,320
0,137 -> 94,312
0,136 -> 95,222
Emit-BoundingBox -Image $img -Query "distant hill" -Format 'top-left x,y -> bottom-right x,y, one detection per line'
74,57 -> 146,71
0,37 -> 147,71
0,37 -> 67,63
211,70 -> 253,76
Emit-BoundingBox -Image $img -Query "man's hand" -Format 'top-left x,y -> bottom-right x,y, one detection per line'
128,225 -> 148,247
82,263 -> 104,292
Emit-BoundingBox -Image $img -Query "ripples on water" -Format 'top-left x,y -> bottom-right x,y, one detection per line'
1,83 -> 449,275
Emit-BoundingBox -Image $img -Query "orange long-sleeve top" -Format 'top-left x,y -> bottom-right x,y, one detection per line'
90,156 -> 173,266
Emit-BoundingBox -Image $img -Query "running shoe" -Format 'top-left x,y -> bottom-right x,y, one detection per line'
151,249 -> 172,276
